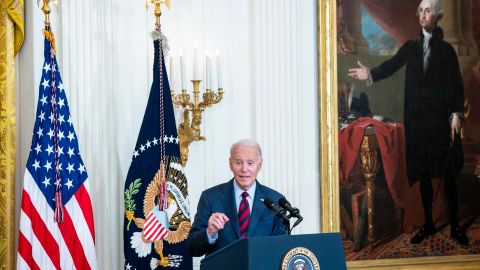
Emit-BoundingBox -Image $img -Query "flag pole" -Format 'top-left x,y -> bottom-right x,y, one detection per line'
40,0 -> 51,25
147,0 -> 170,30
39,0 -> 57,53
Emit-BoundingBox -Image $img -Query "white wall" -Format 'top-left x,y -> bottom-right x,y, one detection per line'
16,0 -> 318,269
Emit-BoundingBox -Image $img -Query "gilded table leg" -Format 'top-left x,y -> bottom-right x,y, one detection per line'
475,157 -> 480,179
360,135 -> 380,248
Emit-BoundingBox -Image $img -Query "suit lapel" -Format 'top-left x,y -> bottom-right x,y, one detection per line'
220,179 -> 240,238
247,181 -> 266,236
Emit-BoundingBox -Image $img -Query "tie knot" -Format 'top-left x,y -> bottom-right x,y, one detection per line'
241,192 -> 249,199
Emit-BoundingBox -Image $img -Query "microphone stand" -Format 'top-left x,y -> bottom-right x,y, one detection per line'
284,217 -> 291,235
291,217 -> 303,231
284,215 -> 303,235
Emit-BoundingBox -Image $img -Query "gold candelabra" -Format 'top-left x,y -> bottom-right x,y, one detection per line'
171,80 -> 224,166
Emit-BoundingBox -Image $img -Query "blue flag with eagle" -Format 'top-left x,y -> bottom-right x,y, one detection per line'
123,30 -> 192,270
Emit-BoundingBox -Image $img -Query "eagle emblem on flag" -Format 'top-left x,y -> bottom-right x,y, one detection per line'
126,164 -> 191,267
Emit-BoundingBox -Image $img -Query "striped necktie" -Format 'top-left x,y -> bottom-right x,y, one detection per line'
238,191 -> 250,238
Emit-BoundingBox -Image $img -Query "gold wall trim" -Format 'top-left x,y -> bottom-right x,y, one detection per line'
318,0 -> 339,233
318,0 -> 480,268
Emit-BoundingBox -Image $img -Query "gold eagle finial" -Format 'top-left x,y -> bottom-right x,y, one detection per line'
146,0 -> 171,28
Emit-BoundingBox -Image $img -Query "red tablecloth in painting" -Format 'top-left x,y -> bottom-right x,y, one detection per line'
339,117 -> 425,233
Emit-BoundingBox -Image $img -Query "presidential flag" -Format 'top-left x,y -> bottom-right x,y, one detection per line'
123,30 -> 192,269
17,31 -> 98,270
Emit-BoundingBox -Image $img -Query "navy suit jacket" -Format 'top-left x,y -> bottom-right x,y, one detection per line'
186,179 -> 286,257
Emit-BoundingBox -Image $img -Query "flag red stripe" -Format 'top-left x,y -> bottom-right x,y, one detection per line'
143,219 -> 156,235
151,228 -> 162,240
59,208 -> 92,270
144,214 -> 155,228
145,223 -> 161,239
144,214 -> 159,235
18,232 -> 41,270
21,190 -> 61,270
75,184 -> 95,242
152,226 -> 167,240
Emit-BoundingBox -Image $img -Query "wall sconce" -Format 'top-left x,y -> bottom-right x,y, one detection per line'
170,51 -> 224,166
171,81 -> 223,166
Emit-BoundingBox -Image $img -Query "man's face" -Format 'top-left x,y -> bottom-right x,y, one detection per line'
229,145 -> 262,190
418,1 -> 436,32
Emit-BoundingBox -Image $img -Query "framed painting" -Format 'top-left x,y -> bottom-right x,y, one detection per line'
318,0 -> 480,269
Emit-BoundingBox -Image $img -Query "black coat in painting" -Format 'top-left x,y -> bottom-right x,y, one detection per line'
370,27 -> 464,185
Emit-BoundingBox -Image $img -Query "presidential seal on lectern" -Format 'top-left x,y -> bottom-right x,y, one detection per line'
281,247 -> 320,270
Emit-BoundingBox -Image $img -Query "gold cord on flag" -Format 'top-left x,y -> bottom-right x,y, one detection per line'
148,0 -> 170,211
39,0 -> 63,222
0,0 -> 24,269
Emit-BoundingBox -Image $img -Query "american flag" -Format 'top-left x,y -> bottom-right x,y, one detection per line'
17,36 -> 98,269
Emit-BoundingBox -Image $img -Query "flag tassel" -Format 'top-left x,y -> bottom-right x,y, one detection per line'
42,28 -> 56,54
54,190 -> 64,223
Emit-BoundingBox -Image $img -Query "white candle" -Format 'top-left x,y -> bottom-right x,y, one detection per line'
193,43 -> 199,80
169,52 -> 175,90
216,51 -> 223,89
209,54 -> 214,89
205,53 -> 211,89
179,51 -> 186,90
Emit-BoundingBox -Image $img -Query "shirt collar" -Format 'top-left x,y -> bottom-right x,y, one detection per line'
233,179 -> 256,199
422,28 -> 433,40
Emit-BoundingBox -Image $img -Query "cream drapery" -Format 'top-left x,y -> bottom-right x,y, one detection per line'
0,0 -> 24,269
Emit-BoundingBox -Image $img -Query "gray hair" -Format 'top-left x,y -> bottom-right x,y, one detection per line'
418,0 -> 444,21
230,139 -> 263,159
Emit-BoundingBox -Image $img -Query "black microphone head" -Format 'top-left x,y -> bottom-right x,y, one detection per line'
263,197 -> 275,208
278,197 -> 290,208
278,197 -> 301,218
263,198 -> 287,219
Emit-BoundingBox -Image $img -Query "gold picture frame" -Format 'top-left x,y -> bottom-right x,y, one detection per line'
318,0 -> 480,269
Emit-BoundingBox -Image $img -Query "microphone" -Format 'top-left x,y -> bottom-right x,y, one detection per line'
262,198 -> 287,220
278,197 -> 303,219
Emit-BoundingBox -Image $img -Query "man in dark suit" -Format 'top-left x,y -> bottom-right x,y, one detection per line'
348,0 -> 467,245
186,139 -> 287,257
